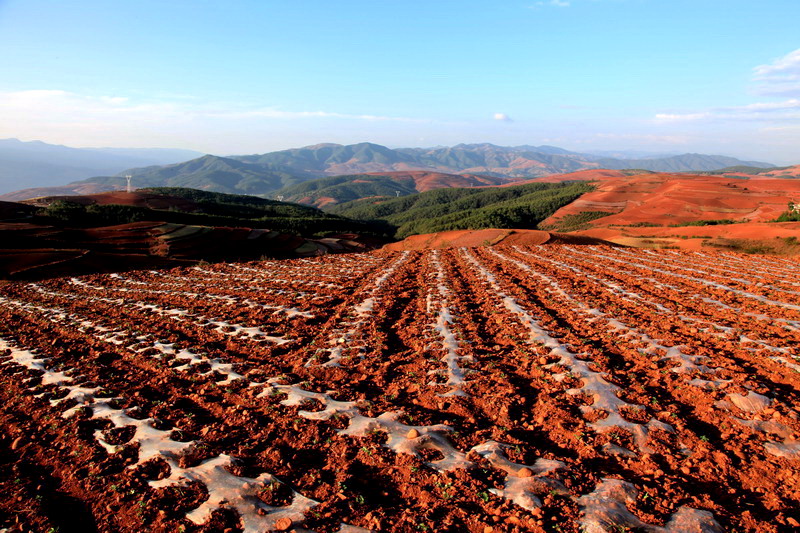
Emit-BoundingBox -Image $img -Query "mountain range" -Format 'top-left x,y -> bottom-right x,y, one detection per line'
0,138 -> 203,194
0,140 -> 775,200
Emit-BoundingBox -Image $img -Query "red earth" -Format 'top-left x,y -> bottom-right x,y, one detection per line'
382,229 -> 612,251
539,173 -> 800,228
577,221 -> 800,252
0,220 -> 381,280
20,191 -> 201,212
760,165 -> 800,179
510,170 -> 800,252
0,183 -> 121,202
1,246 -> 799,532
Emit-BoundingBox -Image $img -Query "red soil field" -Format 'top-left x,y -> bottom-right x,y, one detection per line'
383,229 -> 610,251
540,174 -> 800,228
0,183 -> 121,203
21,191 -> 201,212
509,169 -> 631,185
577,221 -> 800,251
760,165 -> 800,179
0,220 -> 379,280
1,246 -> 799,532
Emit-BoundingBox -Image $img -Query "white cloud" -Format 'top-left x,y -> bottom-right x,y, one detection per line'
493,112 -> 513,122
653,50 -> 800,127
533,0 -> 570,6
754,48 -> 800,96
0,89 -> 428,150
654,113 -> 710,122
654,99 -> 800,124
734,99 -> 800,112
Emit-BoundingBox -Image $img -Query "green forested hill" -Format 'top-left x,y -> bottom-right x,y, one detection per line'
274,175 -> 421,205
36,187 -> 388,238
77,155 -> 315,194
272,172 -> 509,207
328,181 -> 593,238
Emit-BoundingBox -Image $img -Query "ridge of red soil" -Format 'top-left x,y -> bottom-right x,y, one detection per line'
21,191 -> 201,212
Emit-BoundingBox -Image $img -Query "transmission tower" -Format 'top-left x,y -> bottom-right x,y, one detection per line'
125,175 -> 133,193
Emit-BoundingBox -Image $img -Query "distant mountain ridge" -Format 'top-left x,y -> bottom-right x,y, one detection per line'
0,138 -> 203,194
0,140 -> 775,200
116,141 -> 776,183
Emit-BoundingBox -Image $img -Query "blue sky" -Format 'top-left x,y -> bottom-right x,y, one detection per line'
0,0 -> 798,163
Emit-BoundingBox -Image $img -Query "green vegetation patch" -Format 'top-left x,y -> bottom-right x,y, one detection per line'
158,225 -> 213,242
273,175 -> 420,205
775,203 -> 800,222
330,181 -> 593,238
668,219 -> 742,227
540,210 -> 613,232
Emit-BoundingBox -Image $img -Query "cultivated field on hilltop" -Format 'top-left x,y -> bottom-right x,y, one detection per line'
1,246 -> 799,532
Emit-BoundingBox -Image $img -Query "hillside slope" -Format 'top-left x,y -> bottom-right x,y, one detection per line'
531,170 -> 800,252
538,172 -> 800,228
274,171 -> 510,208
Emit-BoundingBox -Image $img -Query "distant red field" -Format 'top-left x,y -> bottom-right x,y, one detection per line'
383,228 -> 611,250
22,191 -> 201,212
1,246 -> 798,532
540,173 -> 800,227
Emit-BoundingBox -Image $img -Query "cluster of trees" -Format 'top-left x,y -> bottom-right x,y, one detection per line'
669,219 -> 741,227
539,210 -> 611,232
331,181 -> 593,238
775,202 -> 800,222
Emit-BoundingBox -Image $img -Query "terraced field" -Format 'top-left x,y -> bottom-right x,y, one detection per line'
1,246 -> 799,532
